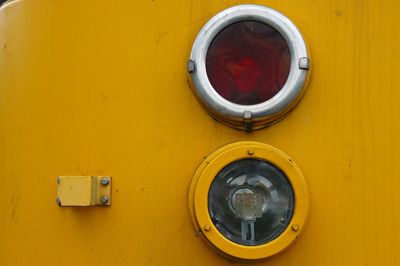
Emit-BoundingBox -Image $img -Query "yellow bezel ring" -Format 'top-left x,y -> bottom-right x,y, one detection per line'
188,141 -> 310,260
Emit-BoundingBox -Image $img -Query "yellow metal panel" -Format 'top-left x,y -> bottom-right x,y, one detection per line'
0,0 -> 400,266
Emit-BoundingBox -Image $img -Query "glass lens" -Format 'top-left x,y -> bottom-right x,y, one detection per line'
208,159 -> 294,246
206,21 -> 291,105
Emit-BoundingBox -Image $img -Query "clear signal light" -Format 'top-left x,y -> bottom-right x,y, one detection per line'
208,159 -> 294,246
188,5 -> 310,130
189,142 -> 310,260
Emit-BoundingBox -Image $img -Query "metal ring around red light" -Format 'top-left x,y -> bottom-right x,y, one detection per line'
188,4 -> 310,131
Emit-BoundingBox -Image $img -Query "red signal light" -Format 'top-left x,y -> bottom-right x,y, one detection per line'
206,21 -> 291,105
188,5 -> 310,130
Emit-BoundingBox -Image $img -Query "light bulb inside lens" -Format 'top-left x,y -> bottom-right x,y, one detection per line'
208,159 -> 294,246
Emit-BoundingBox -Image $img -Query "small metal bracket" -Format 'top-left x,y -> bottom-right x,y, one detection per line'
299,57 -> 310,70
243,110 -> 252,120
187,59 -> 196,73
243,111 -> 254,132
57,176 -> 111,207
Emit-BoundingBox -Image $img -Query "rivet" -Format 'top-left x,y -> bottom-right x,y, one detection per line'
247,149 -> 254,156
101,195 -> 109,204
203,225 -> 211,232
292,224 -> 300,231
101,177 -> 110,186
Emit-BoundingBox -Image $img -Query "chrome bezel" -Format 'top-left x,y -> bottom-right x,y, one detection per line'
188,4 -> 310,130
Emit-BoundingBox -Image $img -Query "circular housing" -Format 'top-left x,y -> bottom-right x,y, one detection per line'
188,141 -> 309,260
188,5 -> 310,131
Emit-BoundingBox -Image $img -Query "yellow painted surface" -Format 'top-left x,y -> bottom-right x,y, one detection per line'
0,0 -> 400,265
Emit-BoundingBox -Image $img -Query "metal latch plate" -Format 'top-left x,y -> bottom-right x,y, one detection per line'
57,176 -> 111,206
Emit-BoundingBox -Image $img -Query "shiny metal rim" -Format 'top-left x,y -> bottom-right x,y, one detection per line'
188,4 -> 310,130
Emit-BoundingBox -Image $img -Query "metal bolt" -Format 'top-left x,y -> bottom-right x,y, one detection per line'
247,149 -> 254,156
203,225 -> 211,232
101,177 -> 110,186
101,195 -> 109,204
291,224 -> 300,231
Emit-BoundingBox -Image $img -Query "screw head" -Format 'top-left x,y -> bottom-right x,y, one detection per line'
291,224 -> 300,231
101,195 -> 109,204
203,225 -> 211,232
101,177 -> 110,186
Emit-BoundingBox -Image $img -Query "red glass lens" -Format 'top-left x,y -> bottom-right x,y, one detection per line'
206,21 -> 291,105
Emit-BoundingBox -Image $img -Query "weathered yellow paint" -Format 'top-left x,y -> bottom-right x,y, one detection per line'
0,0 -> 400,265
189,141 -> 309,260
57,176 -> 111,206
